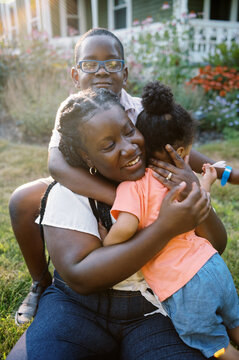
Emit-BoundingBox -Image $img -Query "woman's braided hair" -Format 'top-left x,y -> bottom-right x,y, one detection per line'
58,88 -> 124,168
136,81 -> 196,158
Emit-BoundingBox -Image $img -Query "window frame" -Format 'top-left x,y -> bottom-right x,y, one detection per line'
108,0 -> 132,30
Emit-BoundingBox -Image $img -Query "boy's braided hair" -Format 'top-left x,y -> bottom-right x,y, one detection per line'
75,28 -> 124,64
136,81 -> 196,158
58,88 -> 124,168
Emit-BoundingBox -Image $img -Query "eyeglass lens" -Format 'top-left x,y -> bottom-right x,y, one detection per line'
80,60 -> 123,73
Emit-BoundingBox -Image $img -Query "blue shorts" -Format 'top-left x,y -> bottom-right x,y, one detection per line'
162,253 -> 239,358
7,271 -> 212,360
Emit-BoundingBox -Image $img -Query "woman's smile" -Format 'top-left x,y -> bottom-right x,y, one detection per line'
80,105 -> 146,182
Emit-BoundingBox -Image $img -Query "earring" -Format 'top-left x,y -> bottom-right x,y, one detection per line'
89,167 -> 97,176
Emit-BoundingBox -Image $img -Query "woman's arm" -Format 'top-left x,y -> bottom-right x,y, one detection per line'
48,147 -> 116,205
44,182 -> 210,295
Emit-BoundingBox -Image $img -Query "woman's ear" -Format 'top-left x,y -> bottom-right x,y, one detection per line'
78,149 -> 94,169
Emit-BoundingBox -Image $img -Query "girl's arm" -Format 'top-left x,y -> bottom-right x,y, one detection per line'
48,147 -> 116,205
102,212 -> 139,246
44,182 -> 210,295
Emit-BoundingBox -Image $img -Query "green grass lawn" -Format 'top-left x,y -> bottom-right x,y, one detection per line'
0,139 -> 238,359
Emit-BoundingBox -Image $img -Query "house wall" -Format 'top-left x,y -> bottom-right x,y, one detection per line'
85,0 -> 92,29
98,0 -> 108,28
132,0 -> 173,23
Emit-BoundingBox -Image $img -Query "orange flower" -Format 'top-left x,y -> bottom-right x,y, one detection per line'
219,90 -> 226,97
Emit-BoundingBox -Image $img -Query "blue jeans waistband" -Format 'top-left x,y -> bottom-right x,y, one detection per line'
52,270 -> 158,320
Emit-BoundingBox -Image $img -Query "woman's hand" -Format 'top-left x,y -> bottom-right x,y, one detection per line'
149,144 -> 199,199
158,181 -> 211,238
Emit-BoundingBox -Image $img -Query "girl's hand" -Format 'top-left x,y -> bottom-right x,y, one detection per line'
159,182 -> 211,237
149,144 -> 199,199
201,163 -> 217,192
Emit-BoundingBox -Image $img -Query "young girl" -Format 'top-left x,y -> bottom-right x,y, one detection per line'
102,81 -> 239,359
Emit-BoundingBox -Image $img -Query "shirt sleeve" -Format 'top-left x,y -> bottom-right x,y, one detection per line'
36,183 -> 101,239
111,181 -> 141,222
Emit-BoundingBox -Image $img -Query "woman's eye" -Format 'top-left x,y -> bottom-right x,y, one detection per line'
126,128 -> 135,136
102,142 -> 115,151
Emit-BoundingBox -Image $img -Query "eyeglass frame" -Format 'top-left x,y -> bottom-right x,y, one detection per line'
77,59 -> 125,73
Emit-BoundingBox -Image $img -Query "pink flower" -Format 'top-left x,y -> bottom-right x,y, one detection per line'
188,11 -> 197,19
162,2 -> 170,10
141,16 -> 153,25
133,19 -> 140,26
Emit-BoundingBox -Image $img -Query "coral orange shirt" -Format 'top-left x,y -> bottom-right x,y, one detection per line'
111,168 -> 217,302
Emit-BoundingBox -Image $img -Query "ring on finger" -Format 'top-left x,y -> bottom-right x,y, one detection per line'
166,172 -> 173,181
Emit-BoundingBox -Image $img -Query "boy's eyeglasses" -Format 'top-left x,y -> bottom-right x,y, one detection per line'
77,59 -> 124,73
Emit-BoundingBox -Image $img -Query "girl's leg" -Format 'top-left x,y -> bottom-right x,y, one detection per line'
217,343 -> 239,360
228,326 -> 239,346
121,313 -> 211,360
9,179 -> 52,324
215,327 -> 239,360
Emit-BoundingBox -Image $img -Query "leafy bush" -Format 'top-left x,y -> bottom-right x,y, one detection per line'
120,18 -> 198,96
1,31 -> 74,143
4,71 -> 72,143
205,42 -> 239,70
195,93 -> 239,132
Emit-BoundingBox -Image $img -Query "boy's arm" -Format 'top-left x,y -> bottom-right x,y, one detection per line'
190,149 -> 239,185
48,147 -> 116,205
103,212 -> 139,246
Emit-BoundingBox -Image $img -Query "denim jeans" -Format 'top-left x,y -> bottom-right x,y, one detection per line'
7,271 -> 212,360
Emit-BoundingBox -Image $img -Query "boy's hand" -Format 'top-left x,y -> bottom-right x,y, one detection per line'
149,144 -> 199,198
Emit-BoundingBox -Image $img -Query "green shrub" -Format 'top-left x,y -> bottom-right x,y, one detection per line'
196,92 -> 239,132
1,31 -> 74,143
205,42 -> 239,70
120,18 -> 198,96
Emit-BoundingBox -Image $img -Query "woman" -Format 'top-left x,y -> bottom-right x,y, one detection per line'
7,88 -> 225,359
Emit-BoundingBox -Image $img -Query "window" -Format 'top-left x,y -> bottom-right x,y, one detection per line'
114,0 -> 126,29
66,0 -> 80,36
108,0 -> 131,30
210,0 -> 232,21
1,1 -> 18,40
25,0 -> 41,33
29,0 -> 39,29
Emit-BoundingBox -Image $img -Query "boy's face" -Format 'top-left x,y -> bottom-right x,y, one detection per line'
71,35 -> 128,96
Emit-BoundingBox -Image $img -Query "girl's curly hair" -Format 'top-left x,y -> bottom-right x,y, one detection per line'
58,88 -> 124,168
137,81 -> 196,158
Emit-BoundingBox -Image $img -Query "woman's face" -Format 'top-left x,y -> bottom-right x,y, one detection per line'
79,105 -> 146,182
